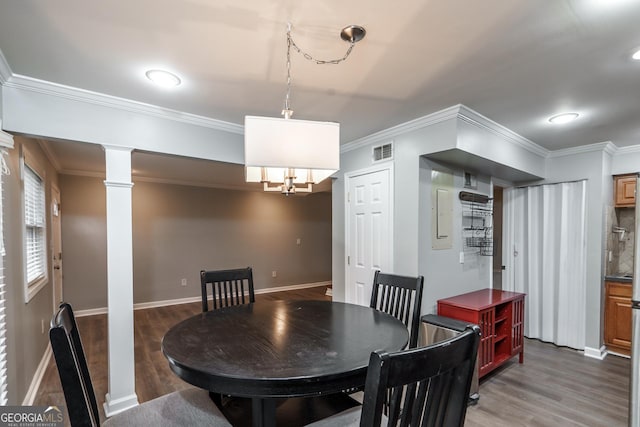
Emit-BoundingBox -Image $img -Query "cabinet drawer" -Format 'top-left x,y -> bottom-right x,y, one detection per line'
607,282 -> 632,298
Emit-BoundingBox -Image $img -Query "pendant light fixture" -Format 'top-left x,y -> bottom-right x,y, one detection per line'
245,23 -> 366,195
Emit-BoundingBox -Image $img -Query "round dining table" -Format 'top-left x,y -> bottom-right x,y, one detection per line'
162,299 -> 409,427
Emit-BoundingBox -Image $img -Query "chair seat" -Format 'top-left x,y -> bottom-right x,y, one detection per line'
104,388 -> 231,427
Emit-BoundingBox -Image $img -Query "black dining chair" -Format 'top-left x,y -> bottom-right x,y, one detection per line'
49,302 -> 231,427
306,318 -> 481,427
200,267 -> 255,312
370,270 -> 424,348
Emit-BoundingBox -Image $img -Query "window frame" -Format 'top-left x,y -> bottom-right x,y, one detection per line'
0,141 -> 12,405
22,146 -> 48,302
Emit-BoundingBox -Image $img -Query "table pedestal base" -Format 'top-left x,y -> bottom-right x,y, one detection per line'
220,394 -> 360,427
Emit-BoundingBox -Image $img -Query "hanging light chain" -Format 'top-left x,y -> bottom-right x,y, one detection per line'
283,24 -> 357,118
283,32 -> 293,118
287,28 -> 356,65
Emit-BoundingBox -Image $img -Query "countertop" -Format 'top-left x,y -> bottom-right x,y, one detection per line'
605,275 -> 633,283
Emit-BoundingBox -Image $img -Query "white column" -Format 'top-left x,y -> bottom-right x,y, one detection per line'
102,145 -> 139,416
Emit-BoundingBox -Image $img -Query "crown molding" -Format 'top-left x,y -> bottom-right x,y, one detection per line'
614,144 -> 640,155
341,105 -> 461,153
456,106 -> 549,158
58,168 -> 265,192
3,73 -> 244,135
132,175 -> 264,192
0,49 -> 11,85
59,169 -> 105,179
547,141 -> 617,158
341,104 -> 549,160
37,139 -> 62,171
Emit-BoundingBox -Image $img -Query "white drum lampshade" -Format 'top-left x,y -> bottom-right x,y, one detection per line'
244,116 -> 339,185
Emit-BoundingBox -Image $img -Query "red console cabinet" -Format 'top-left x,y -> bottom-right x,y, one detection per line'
437,289 -> 525,378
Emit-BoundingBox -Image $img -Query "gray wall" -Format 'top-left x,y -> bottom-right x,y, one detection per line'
418,158 -> 493,314
60,175 -> 332,311
332,116 -> 494,314
332,112 -> 620,353
4,136 -> 58,404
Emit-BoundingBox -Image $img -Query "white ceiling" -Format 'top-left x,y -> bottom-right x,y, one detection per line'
1,0 -> 640,186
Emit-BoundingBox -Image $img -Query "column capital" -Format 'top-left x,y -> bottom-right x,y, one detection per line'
102,144 -> 133,153
104,180 -> 134,189
104,146 -> 132,184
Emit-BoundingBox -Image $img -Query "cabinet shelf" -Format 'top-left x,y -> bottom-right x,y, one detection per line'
494,353 -> 511,366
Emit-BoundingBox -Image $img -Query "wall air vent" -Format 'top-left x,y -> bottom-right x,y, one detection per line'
373,142 -> 393,162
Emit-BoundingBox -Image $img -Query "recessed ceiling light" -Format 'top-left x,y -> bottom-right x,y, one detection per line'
548,113 -> 579,124
632,48 -> 640,60
145,69 -> 181,87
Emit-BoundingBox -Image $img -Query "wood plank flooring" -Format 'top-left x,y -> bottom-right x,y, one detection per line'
35,286 -> 630,426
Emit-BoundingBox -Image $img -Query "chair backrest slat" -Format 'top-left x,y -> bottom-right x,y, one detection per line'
369,270 -> 424,348
359,323 -> 480,427
49,303 -> 100,427
200,267 -> 255,312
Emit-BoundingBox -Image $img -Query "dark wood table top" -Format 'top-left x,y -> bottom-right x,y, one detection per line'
161,300 -> 409,398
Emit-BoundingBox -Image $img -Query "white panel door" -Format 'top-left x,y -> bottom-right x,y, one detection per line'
346,168 -> 391,306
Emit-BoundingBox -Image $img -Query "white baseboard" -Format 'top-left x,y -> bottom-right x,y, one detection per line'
75,281 -> 331,317
584,345 -> 607,360
74,306 -> 110,317
604,349 -> 630,359
23,344 -> 52,405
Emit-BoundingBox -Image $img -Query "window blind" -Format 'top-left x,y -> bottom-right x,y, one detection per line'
24,165 -> 45,284
0,157 -> 8,404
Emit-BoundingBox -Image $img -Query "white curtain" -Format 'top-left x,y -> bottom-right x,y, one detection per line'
503,180 -> 587,349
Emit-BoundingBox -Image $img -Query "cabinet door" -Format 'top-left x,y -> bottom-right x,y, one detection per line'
615,175 -> 637,207
478,308 -> 495,377
605,283 -> 632,354
511,297 -> 524,356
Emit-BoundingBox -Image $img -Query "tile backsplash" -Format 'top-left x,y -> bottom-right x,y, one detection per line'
606,207 -> 635,276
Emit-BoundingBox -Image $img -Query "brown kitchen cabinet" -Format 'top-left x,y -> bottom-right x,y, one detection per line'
614,174 -> 637,207
604,281 -> 632,356
437,289 -> 525,378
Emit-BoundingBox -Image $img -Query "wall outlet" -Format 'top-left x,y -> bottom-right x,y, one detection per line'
459,252 -> 465,264
181,278 -> 187,287
272,271 -> 277,278
296,238 -> 301,245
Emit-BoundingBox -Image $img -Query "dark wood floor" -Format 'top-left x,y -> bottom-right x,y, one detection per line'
36,286 -> 630,426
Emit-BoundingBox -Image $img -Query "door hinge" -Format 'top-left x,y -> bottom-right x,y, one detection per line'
347,256 -> 350,265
